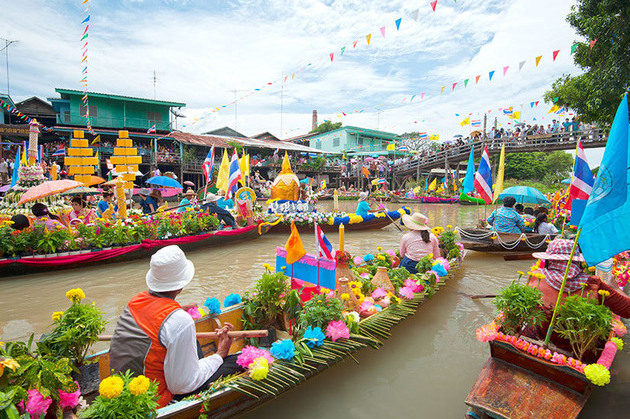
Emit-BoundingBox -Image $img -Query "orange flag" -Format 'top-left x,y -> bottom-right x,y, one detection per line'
535,55 -> 542,66
285,222 -> 306,265
362,166 -> 370,179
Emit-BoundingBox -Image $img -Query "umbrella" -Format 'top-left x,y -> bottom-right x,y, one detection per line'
83,175 -> 106,186
183,180 -> 195,187
61,186 -> 101,196
561,178 -> 571,184
18,180 -> 83,205
378,156 -> 387,160
364,157 -> 375,162
102,178 -> 138,188
146,175 -> 183,189
498,186 -> 550,205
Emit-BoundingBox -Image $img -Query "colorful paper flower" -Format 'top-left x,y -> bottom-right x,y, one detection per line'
353,256 -> 364,266
204,297 -> 221,315
404,278 -> 424,293
432,263 -> 448,277
326,320 -> 350,342
584,363 -> 610,386
223,293 -> 242,308
187,306 -> 202,319
58,382 -> 81,409
363,254 -> 374,262
372,288 -> 387,299
611,337 -> 624,351
270,339 -> 295,360
249,357 -> 269,381
128,375 -> 151,396
612,318 -> 627,337
399,286 -> 414,299
303,326 -> 325,348
236,345 -> 274,368
25,388 -> 52,416
345,311 -> 360,323
435,257 -> 450,271
99,376 -> 124,399
475,324 -> 498,342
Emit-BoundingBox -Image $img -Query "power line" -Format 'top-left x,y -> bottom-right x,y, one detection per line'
1,38 -> 18,96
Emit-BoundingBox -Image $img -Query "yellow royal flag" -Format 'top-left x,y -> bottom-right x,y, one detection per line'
509,111 -> 521,120
285,221 -> 306,264
430,134 -> 439,141
386,143 -> 395,151
51,163 -> 58,180
460,117 -> 470,127
492,142 -> 505,202
428,178 -> 437,191
371,178 -> 379,186
548,104 -> 560,114
91,135 -> 101,145
239,153 -> 249,185
20,147 -> 27,166
215,150 -> 230,192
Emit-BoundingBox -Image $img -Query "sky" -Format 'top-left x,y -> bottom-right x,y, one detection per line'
0,0 -> 604,165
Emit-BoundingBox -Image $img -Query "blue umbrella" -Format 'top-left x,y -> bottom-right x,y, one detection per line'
146,176 -> 183,189
561,178 -> 571,184
498,186 -> 550,205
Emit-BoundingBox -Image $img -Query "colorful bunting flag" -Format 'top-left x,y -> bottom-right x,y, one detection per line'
503,66 -> 509,76
489,70 -> 495,81
535,55 -> 542,66
452,82 -> 457,91
571,43 -> 578,54
519,60 -> 526,71
366,34 -> 371,45
430,0 -> 437,12
441,86 -> 446,94
464,79 -> 469,88
380,27 -> 386,37
475,75 -> 481,84
395,18 -> 402,30
411,9 -> 419,21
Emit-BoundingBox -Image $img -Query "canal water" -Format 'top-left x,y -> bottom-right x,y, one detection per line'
1,202 -> 627,417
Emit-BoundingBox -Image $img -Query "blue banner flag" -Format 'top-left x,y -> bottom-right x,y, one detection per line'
462,147 -> 475,194
10,148 -> 20,187
578,95 -> 630,265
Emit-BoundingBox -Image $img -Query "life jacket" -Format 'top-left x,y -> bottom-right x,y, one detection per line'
109,291 -> 181,408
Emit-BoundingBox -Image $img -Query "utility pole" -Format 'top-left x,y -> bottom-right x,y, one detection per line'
483,113 -> 487,139
226,89 -> 249,131
1,39 -> 18,96
376,108 -> 383,130
280,73 -> 284,140
152,71 -> 157,100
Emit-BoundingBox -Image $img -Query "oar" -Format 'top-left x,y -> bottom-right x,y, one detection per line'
97,330 -> 268,341
145,203 -> 194,216
469,294 -> 497,299
384,210 -> 403,232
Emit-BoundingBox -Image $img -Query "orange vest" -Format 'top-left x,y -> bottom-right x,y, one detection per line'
128,291 -> 181,408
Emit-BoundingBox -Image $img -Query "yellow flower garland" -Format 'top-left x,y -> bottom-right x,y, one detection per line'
584,363 -> 610,386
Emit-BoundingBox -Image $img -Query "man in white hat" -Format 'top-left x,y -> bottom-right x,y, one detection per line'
399,212 -> 440,274
109,245 -> 242,408
200,193 -> 237,229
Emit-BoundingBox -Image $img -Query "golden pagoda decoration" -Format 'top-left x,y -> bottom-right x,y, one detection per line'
65,130 -> 98,184
270,152 -> 300,201
110,130 -> 141,189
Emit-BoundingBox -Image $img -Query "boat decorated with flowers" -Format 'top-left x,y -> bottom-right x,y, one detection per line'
390,195 -> 459,204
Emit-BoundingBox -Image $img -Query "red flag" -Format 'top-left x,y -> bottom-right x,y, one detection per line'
452,82 -> 457,91
330,53 -> 334,62
552,50 -> 560,61
475,75 -> 481,84
430,0 -> 437,11
590,39 -> 597,49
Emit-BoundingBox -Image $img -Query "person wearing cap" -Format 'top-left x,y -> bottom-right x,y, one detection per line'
355,191 -> 372,217
487,196 -> 526,234
109,246 -> 243,408
177,189 -> 197,213
139,188 -> 157,214
199,193 -> 237,229
399,213 -> 441,274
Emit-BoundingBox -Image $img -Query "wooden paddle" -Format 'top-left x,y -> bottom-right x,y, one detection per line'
469,294 -> 497,299
97,330 -> 268,341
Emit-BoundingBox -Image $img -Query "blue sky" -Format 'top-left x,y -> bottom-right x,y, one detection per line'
1,0 -> 603,163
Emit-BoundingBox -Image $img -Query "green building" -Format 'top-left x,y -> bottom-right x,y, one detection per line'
306,126 -> 402,156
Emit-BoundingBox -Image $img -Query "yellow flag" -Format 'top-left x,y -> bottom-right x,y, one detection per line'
441,86 -> 446,94
535,55 -> 542,66
239,153 -> 249,185
215,149 -> 230,192
460,117 -> 470,127
51,163 -> 58,180
285,221 -> 306,264
20,147 -> 27,166
547,105 -> 560,114
430,134 -> 439,141
511,111 -> 521,120
371,178 -> 379,186
428,178 -> 437,191
492,142 -> 505,202
91,135 -> 101,145
386,143 -> 395,151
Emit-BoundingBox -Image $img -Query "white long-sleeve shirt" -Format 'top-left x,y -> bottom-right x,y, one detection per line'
159,309 -> 224,394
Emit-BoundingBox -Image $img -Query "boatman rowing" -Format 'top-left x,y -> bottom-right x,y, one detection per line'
109,245 -> 243,407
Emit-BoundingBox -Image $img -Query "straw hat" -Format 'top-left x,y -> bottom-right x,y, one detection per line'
532,239 -> 585,262
358,191 -> 369,202
185,189 -> 195,196
145,245 -> 195,292
401,212 -> 430,231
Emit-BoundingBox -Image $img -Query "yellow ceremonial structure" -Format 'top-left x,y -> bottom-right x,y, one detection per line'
110,130 -> 141,189
270,152 -> 300,201
65,130 -> 98,184
115,177 -> 127,219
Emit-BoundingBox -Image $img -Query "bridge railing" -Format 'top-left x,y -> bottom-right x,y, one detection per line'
392,129 -> 605,176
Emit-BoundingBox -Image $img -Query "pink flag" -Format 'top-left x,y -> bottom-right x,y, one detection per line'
430,0 -> 437,11
380,27 -> 386,37
503,66 -> 509,76
353,40 -> 358,48
421,92 -> 425,100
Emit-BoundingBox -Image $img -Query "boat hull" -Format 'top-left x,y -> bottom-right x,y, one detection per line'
458,228 -> 554,257
391,196 -> 458,204
269,215 -> 394,234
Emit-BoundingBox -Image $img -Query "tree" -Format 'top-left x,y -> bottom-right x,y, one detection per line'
310,121 -> 342,134
543,151 -> 574,182
504,153 -> 546,180
544,0 -> 630,126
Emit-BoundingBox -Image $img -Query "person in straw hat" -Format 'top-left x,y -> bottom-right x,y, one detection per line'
177,189 -> 197,213
109,245 -> 243,408
355,191 -> 373,217
399,212 -> 440,274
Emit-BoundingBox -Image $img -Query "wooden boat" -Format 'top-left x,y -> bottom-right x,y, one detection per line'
0,223 -> 271,278
90,252 -> 467,419
465,339 -> 593,419
391,196 -> 458,204
459,192 -> 487,205
268,211 -> 400,234
457,227 -> 555,259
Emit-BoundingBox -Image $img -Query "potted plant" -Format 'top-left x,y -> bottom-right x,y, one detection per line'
38,288 -> 106,395
492,281 -> 546,337
296,292 -> 344,336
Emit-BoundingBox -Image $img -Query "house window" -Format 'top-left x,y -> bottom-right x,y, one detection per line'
333,138 -> 340,147
63,111 -> 70,123
358,137 -> 364,145
315,141 -> 321,149
147,111 -> 163,124
79,105 -> 97,117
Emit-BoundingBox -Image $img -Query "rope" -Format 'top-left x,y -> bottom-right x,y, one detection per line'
456,227 -> 552,250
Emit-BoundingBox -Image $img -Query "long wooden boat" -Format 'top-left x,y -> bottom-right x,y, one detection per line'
0,223 -> 271,278
465,339 -> 593,419
268,211 -> 400,234
391,196 -> 458,204
459,192 -> 487,205
457,227 -> 555,259
91,252 -> 466,419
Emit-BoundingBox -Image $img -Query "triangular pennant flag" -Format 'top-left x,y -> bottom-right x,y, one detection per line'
440,86 -> 446,94
503,66 -> 509,76
81,15 -> 90,24
410,94 -> 416,102
553,97 -> 559,103
430,0 -> 437,11
340,46 -> 346,55
590,39 -> 597,49
475,75 -> 481,84
353,40 -> 358,48
535,101 -> 539,106
518,61 -> 526,71
571,43 -> 579,54
366,34 -> 371,45
464,79 -> 469,88
530,102 -> 535,108
535,55 -> 542,66
330,53 -> 334,62
395,18 -> 402,30
412,9 -> 419,21
380,27 -> 386,37
552,50 -> 560,61
452,82 -> 457,91
489,70 -> 495,81
421,92 -> 425,99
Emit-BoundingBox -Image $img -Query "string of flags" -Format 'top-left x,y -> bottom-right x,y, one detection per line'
0,99 -> 54,132
79,0 -> 95,135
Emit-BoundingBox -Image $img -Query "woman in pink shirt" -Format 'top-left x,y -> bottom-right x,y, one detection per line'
399,212 -> 440,274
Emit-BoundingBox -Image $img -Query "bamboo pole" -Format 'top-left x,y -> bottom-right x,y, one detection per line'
98,330 -> 268,341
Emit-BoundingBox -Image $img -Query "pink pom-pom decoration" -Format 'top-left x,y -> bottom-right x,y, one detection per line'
404,278 -> 424,293
326,320 -> 350,342
612,317 -> 627,337
399,286 -> 414,299
386,249 -> 396,257
236,345 -> 274,369
597,340 -> 618,369
435,257 -> 450,271
372,288 -> 387,299
58,382 -> 81,409
187,306 -> 202,320
353,256 -> 364,266
360,300 -> 374,312
475,324 -> 498,342
359,272 -> 370,279
426,270 -> 439,284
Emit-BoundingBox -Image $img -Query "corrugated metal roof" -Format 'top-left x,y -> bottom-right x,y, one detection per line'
168,131 -> 328,153
54,88 -> 186,107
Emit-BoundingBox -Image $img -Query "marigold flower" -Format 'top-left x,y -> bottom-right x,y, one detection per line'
128,375 -> 151,396
99,376 -> 124,399
584,363 -> 610,386
0,357 -> 20,377
51,311 -> 64,322
249,357 -> 269,381
65,288 -> 85,303
340,293 -> 350,301
598,290 -> 611,297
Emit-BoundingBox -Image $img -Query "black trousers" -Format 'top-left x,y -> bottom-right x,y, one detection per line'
199,203 -> 236,228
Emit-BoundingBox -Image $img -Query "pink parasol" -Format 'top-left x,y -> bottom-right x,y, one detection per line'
17,180 -> 83,205
184,181 -> 195,187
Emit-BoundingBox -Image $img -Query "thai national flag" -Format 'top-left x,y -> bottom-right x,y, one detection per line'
227,150 -> 242,198
147,124 -> 156,133
419,132 -> 428,140
202,146 -> 215,184
378,178 -> 386,185
474,146 -> 493,204
565,140 -> 594,210
315,224 -> 334,259
52,148 -> 66,157
471,120 -> 481,127
399,146 -> 408,151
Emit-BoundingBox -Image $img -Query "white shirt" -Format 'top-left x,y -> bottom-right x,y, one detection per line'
159,309 -> 224,394
537,222 -> 558,235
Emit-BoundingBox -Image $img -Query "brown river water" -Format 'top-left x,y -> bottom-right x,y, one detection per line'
1,202 -> 628,417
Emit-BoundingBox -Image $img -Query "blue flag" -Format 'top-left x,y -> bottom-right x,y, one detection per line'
10,148 -> 20,187
462,147 -> 475,194
578,95 -> 630,265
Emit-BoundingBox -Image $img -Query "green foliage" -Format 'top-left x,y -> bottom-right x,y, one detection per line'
300,156 -> 327,171
543,151 -> 574,182
504,153 -> 546,180
310,121 -> 342,134
225,141 -> 244,154
544,1 -> 630,126
296,293 -> 343,334
415,255 -> 434,274
242,267 -> 291,330
439,231 -> 460,260
555,295 -> 612,361
493,282 -> 546,336
79,370 -> 159,419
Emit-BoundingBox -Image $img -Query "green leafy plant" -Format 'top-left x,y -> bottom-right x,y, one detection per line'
492,282 -> 546,336
439,230 -> 461,259
415,255 -> 434,274
296,293 -> 343,334
242,266 -> 291,330
554,295 -> 612,362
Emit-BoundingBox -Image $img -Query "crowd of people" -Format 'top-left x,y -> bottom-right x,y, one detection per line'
486,196 -> 559,235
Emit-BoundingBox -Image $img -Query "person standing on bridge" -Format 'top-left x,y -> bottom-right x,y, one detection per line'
486,196 -> 526,234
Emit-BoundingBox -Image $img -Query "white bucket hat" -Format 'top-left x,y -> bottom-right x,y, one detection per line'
204,193 -> 220,203
358,191 -> 369,202
145,245 -> 195,292
402,212 -> 431,231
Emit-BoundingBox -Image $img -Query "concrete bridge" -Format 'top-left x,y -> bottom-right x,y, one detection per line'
391,129 -> 607,188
